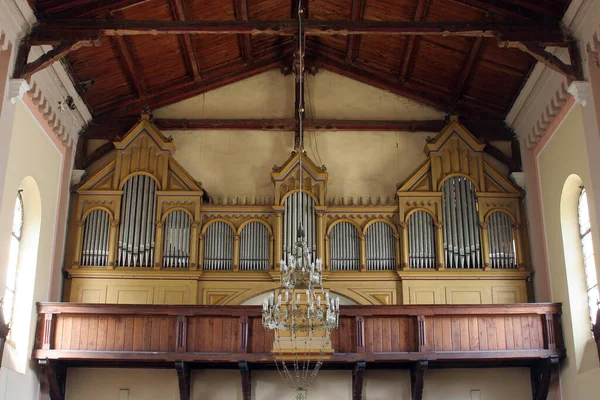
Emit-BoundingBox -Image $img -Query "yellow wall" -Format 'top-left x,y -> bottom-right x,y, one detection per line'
65,367 -> 532,400
537,104 -> 600,399
0,101 -> 63,399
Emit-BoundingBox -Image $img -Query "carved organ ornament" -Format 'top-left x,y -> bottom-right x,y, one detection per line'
67,116 -> 527,279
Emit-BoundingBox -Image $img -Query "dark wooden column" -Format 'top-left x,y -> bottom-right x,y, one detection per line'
39,359 -> 66,400
410,360 -> 428,400
239,361 -> 251,400
175,360 -> 191,400
530,357 -> 559,400
352,360 -> 366,400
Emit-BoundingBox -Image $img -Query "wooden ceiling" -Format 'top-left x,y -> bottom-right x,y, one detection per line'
26,0 -> 572,139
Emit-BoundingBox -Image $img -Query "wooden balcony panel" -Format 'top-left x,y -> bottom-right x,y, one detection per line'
34,303 -> 565,367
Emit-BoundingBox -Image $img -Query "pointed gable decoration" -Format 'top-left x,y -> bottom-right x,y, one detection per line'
78,113 -> 202,193
271,150 -> 328,206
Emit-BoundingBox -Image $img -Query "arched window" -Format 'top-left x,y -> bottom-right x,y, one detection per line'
578,188 -> 599,324
3,191 -> 23,324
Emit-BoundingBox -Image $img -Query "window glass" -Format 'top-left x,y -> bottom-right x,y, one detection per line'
3,192 -> 23,324
578,188 -> 599,324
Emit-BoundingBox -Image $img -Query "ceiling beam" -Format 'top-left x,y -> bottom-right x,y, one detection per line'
170,0 -> 202,82
234,0 -> 254,66
453,37 -> 484,101
30,19 -> 567,43
113,35 -> 147,99
18,40 -> 97,80
345,0 -> 366,64
399,0 -> 430,84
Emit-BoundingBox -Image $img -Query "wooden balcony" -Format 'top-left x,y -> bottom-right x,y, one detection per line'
33,303 -> 565,400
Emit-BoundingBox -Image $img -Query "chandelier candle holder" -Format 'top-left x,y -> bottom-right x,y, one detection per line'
262,233 -> 340,398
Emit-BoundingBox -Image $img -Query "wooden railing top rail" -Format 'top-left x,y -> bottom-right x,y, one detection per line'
37,302 -> 562,317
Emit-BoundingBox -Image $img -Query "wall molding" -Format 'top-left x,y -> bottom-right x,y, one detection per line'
0,0 -> 91,147
507,0 -> 600,149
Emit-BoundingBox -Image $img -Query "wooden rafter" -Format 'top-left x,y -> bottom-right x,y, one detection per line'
454,37 -> 484,100
170,0 -> 201,82
234,0 -> 254,66
30,19 -> 567,43
113,35 -> 147,99
18,40 -> 96,80
345,0 -> 366,64
399,0 -> 430,84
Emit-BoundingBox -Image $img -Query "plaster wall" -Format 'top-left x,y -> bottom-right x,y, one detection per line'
0,101 -> 63,399
537,104 -> 600,399
145,70 -> 507,201
65,367 -> 532,400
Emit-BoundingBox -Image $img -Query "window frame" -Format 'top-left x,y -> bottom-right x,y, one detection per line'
4,191 -> 24,326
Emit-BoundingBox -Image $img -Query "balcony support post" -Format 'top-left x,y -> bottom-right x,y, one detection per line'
175,360 -> 191,400
410,360 -> 428,400
39,359 -> 66,400
352,360 -> 366,400
530,356 -> 559,400
239,361 -> 251,400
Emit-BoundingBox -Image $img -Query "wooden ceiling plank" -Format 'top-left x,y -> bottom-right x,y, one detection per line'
399,0 -> 430,83
19,40 -> 96,80
345,0 -> 366,64
234,0 -> 254,66
170,0 -> 202,82
446,0 -> 558,20
113,35 -> 148,99
454,36 -> 484,100
42,0 -> 152,19
31,19 -> 566,43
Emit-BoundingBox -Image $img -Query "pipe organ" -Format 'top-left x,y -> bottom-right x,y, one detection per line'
64,115 -> 531,306
408,211 -> 436,269
162,210 -> 191,268
117,175 -> 158,267
239,221 -> 270,271
80,209 -> 111,267
488,211 -> 517,269
366,222 -> 396,271
329,222 -> 360,271
441,176 -> 482,269
203,221 -> 234,270
283,192 -> 316,260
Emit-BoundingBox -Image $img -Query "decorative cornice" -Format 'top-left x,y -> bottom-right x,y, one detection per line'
507,0 -> 600,149
0,0 -> 91,147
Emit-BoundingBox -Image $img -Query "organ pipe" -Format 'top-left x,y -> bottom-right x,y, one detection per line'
488,212 -> 517,269
240,221 -> 270,271
283,192 -> 316,261
162,210 -> 191,268
329,222 -> 360,271
204,221 -> 234,270
117,175 -> 158,267
366,222 -> 395,270
442,177 -> 482,269
408,211 -> 436,269
81,209 -> 110,266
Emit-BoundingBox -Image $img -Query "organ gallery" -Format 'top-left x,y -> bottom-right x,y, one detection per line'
0,0 -> 599,399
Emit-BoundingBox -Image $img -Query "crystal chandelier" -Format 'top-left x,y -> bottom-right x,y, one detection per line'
261,1 -> 340,398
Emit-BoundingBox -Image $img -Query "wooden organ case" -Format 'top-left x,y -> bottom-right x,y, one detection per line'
64,116 -> 530,306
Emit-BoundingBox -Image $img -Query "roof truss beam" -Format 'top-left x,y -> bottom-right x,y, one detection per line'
30,19 -> 567,44
170,0 -> 202,82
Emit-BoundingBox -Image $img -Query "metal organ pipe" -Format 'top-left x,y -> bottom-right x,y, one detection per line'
366,222 -> 395,271
408,211 -> 435,269
204,221 -> 234,270
488,212 -> 516,269
81,209 -> 111,266
283,192 -> 315,261
329,222 -> 360,271
240,221 -> 270,271
117,175 -> 158,267
442,177 -> 482,269
162,210 -> 191,268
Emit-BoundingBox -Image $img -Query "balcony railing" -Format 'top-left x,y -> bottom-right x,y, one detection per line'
33,302 -> 564,400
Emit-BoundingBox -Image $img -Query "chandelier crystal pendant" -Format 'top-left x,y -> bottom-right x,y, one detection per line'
261,0 -> 339,397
